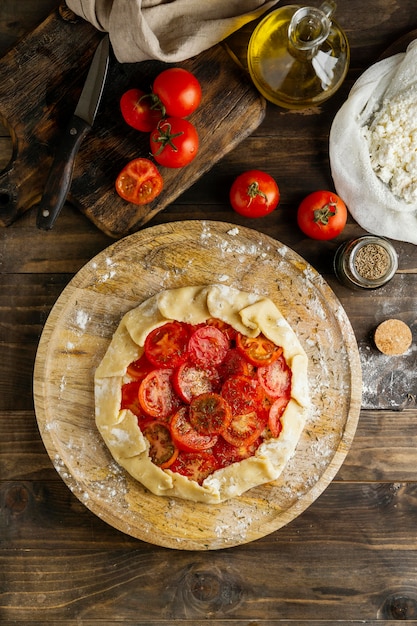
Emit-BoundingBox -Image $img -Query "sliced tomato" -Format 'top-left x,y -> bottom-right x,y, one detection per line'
170,406 -> 218,452
126,353 -> 154,381
144,321 -> 189,368
218,348 -> 255,382
268,396 -> 289,438
115,157 -> 163,205
236,332 -> 283,367
212,436 -> 262,469
169,451 -> 218,485
173,362 -> 220,403
189,392 -> 232,435
141,420 -> 178,468
187,325 -> 230,367
258,354 -> 292,398
138,368 -> 181,419
221,375 -> 269,446
205,318 -> 237,341
120,381 -> 144,417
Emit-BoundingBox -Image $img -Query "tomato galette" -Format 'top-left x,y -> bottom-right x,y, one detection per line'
94,284 -> 309,503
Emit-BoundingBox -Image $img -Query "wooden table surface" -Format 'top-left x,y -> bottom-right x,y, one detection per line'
1,0 -> 417,623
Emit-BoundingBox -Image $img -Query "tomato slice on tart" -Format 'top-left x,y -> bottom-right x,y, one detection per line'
187,325 -> 230,367
120,381 -> 144,417
236,332 -> 283,367
169,451 -> 219,485
170,406 -> 218,452
141,420 -> 179,469
138,368 -> 180,419
189,392 -> 232,435
126,353 -> 154,381
268,396 -> 289,438
144,321 -> 189,368
258,354 -> 292,398
173,362 -> 220,403
218,348 -> 255,382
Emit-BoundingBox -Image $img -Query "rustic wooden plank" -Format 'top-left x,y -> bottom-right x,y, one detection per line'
3,408 -> 417,484
1,481 -> 417,620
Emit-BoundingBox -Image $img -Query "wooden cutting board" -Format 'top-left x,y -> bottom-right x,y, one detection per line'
0,3 -> 266,238
33,222 -> 362,549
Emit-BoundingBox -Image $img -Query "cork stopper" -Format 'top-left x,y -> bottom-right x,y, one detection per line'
374,319 -> 412,356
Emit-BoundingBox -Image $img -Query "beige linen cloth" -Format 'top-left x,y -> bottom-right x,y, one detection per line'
66,0 -> 280,63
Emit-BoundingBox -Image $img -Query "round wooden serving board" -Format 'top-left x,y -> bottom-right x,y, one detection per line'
34,221 -> 362,550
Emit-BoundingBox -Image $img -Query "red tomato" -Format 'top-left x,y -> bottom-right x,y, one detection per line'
144,321 -> 189,368
217,348 -> 255,382
212,437 -> 261,468
187,325 -> 229,367
236,333 -> 283,367
222,410 -> 266,448
170,406 -> 218,452
258,354 -> 292,398
206,318 -> 237,342
297,190 -> 347,240
120,88 -> 162,132
115,157 -> 163,205
152,68 -> 202,118
141,420 -> 178,468
221,375 -> 269,448
268,396 -> 288,438
169,451 -> 218,485
189,392 -> 232,435
230,170 -> 280,218
138,368 -> 180,419
150,117 -> 199,168
120,381 -> 144,417
126,353 -> 154,381
173,362 -> 220,403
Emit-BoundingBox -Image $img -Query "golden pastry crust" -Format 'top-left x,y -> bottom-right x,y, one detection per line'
95,284 -> 309,503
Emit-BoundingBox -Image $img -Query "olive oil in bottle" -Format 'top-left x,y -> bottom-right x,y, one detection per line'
247,2 -> 349,109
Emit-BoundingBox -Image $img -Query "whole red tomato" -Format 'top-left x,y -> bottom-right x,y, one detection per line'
230,170 -> 280,218
297,190 -> 347,240
150,117 -> 199,168
115,158 -> 163,205
120,88 -> 162,132
152,68 -> 202,118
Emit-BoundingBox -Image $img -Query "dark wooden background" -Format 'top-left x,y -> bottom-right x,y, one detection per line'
1,0 -> 417,623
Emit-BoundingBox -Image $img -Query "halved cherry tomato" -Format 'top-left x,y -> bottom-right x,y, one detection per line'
126,353 -> 154,381
120,88 -> 163,132
297,190 -> 347,240
170,406 -> 218,452
152,68 -> 202,118
188,325 -> 229,367
258,354 -> 292,398
115,157 -> 163,205
150,117 -> 199,168
173,362 -> 220,403
120,381 -> 144,417
230,169 -> 280,218
141,420 -> 179,468
144,321 -> 189,368
138,368 -> 180,419
236,333 -> 283,367
169,451 -> 218,485
189,392 -> 232,435
268,396 -> 288,438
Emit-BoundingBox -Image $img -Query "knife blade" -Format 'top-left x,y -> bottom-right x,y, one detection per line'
36,35 -> 110,230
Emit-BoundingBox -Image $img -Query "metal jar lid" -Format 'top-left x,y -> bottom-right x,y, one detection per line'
334,235 -> 398,289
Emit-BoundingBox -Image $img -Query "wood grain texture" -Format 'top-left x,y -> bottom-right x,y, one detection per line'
33,221 -> 362,549
0,3 -> 265,237
2,0 -> 417,621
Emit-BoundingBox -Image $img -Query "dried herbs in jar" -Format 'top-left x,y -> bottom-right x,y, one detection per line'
334,236 -> 398,289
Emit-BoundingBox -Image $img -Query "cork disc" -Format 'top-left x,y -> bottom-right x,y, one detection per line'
374,319 -> 413,355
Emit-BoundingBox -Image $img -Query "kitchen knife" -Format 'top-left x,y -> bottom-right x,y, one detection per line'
36,35 -> 110,230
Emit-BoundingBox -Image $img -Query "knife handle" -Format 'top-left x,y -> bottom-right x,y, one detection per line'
36,115 -> 91,230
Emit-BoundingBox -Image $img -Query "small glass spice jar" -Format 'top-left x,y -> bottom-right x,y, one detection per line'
334,235 -> 398,289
